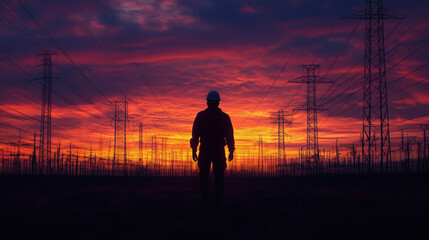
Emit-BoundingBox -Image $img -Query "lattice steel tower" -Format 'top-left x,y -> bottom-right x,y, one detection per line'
277,110 -> 286,168
289,65 -> 332,173
38,51 -> 56,175
348,0 -> 405,173
113,100 -> 128,176
272,110 -> 291,173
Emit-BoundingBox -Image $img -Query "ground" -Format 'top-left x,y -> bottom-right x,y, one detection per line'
0,175 -> 428,239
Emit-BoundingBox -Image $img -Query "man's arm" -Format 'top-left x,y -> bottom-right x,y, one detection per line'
225,114 -> 235,161
190,113 -> 200,162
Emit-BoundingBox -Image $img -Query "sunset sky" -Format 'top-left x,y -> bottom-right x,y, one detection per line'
1,0 -> 429,159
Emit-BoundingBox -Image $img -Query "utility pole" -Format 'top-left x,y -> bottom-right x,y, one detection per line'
1,149 -> 3,175
161,137 -> 165,162
113,100 -> 128,176
352,143 -> 357,175
421,125 -> 428,172
56,142 -> 61,175
151,135 -> 157,174
68,143 -> 72,176
139,122 -> 143,162
406,135 -> 413,173
162,137 -> 167,174
160,137 -> 166,174
32,133 -> 37,175
107,140 -> 111,175
347,0 -> 405,174
38,51 -> 56,175
75,148 -> 79,176
258,136 -> 263,175
98,135 -> 103,165
17,129 -> 21,175
277,110 -> 285,172
289,65 -> 333,175
336,139 -> 340,175
89,143 -> 93,175
401,129 -> 405,164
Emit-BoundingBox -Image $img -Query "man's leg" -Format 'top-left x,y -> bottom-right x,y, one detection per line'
213,160 -> 226,205
198,159 -> 210,205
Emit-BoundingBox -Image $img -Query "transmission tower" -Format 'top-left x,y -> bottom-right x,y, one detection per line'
38,51 -> 56,175
348,0 -> 405,173
271,110 -> 291,174
289,65 -> 332,174
113,100 -> 128,176
277,110 -> 286,167
139,122 -> 143,162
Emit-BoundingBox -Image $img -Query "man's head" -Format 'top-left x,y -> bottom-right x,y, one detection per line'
206,90 -> 220,108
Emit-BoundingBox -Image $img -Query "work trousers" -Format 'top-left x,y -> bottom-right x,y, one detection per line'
198,149 -> 226,203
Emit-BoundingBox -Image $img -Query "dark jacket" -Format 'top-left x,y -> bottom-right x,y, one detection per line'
190,106 -> 235,154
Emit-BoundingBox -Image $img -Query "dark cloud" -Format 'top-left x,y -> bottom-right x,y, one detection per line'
98,5 -> 123,27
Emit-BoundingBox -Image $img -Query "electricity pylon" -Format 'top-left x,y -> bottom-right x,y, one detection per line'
113,100 -> 128,176
347,0 -> 405,173
38,51 -> 56,175
289,65 -> 333,174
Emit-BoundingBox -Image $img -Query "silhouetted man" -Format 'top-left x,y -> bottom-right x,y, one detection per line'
190,90 -> 235,206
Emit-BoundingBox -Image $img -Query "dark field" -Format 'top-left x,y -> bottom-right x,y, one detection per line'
0,175 -> 428,239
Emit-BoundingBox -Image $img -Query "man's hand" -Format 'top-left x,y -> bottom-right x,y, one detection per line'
192,150 -> 198,162
228,152 -> 234,161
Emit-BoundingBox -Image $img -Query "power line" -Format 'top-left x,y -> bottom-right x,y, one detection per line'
17,0 -> 114,107
131,57 -> 179,132
0,2 -> 115,121
239,0 -> 330,127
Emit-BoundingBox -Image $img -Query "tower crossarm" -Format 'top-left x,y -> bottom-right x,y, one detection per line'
343,8 -> 405,20
288,76 -> 333,84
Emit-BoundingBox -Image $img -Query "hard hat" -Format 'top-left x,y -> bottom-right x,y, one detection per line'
206,90 -> 221,101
